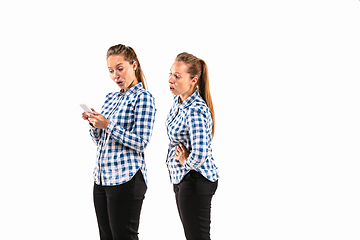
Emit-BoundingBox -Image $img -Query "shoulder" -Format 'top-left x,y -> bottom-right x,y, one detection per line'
131,89 -> 156,112
138,88 -> 154,99
188,98 -> 210,117
134,88 -> 155,103
183,101 -> 209,128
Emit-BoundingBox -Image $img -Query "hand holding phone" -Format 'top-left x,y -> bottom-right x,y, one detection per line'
80,104 -> 109,129
80,103 -> 95,121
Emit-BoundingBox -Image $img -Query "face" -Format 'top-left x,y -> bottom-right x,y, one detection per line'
169,61 -> 198,101
107,54 -> 138,91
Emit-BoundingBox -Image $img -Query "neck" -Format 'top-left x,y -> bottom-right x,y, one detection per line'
122,79 -> 138,92
179,87 -> 197,103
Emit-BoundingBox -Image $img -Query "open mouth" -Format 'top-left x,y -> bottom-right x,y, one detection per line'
170,86 -> 175,91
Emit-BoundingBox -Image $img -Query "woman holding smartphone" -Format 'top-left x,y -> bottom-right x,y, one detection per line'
82,44 -> 156,240
166,52 -> 219,240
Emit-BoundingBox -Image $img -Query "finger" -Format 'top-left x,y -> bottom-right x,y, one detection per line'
88,117 -> 95,124
88,112 -> 97,118
180,143 -> 185,150
83,114 -> 90,120
90,108 -> 99,115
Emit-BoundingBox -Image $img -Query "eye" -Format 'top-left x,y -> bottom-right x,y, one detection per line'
118,68 -> 123,71
109,69 -> 114,74
169,72 -> 181,79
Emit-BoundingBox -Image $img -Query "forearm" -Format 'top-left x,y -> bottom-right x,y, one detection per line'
105,121 -> 150,152
89,125 -> 102,146
183,148 -> 208,170
183,110 -> 210,170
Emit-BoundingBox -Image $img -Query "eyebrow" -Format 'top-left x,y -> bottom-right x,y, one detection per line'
170,69 -> 181,74
108,63 -> 124,69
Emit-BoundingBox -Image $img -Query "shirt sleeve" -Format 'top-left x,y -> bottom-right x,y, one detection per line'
183,109 -> 209,170
89,92 -> 113,146
105,92 -> 156,152
89,124 -> 102,146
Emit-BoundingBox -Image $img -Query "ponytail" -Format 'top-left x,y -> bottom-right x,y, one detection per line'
127,46 -> 147,90
175,52 -> 215,138
106,44 -> 148,90
198,59 -> 215,139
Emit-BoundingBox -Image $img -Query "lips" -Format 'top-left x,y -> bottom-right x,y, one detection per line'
170,86 -> 175,91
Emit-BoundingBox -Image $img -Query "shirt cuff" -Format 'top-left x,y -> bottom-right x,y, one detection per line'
183,158 -> 193,170
105,120 -> 125,142
105,120 -> 116,134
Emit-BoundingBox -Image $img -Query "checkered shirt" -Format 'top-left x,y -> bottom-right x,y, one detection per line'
89,83 -> 156,186
165,89 -> 219,184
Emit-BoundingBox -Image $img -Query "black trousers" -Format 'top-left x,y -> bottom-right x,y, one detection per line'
173,170 -> 218,240
93,170 -> 147,240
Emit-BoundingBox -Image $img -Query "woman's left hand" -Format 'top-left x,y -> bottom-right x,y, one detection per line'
175,143 -> 190,165
88,109 -> 110,129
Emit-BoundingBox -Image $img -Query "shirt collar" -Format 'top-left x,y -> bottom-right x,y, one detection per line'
175,89 -> 200,109
119,82 -> 143,97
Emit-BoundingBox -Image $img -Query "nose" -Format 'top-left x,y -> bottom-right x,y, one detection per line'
113,70 -> 120,80
169,75 -> 175,84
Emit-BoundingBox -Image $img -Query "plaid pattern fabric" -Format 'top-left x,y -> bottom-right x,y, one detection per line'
165,89 -> 219,184
89,83 -> 156,186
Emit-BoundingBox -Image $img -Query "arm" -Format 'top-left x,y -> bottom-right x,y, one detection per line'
182,110 -> 210,170
89,124 -> 102,146
82,110 -> 102,146
105,92 -> 156,152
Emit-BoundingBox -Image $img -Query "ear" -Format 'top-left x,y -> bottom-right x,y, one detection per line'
191,77 -> 198,85
132,61 -> 137,71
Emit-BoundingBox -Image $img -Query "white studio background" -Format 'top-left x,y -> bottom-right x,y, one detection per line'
1,0 -> 359,239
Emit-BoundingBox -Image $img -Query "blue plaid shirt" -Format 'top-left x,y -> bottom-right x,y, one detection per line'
165,89 -> 219,184
89,83 -> 156,186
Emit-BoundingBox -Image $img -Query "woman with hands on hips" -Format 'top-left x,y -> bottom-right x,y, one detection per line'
82,44 -> 156,240
166,52 -> 219,240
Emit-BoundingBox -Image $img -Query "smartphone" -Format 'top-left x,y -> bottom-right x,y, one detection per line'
80,104 -> 93,113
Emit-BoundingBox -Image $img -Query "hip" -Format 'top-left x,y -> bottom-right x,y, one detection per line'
173,170 -> 218,195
